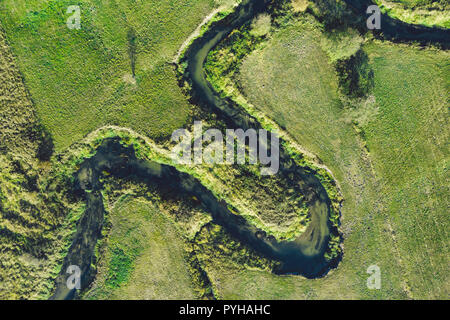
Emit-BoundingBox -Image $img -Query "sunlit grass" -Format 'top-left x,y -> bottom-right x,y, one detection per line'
0,0 -> 225,151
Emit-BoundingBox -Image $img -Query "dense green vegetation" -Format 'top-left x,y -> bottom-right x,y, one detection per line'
375,0 -> 450,27
205,16 -> 269,93
0,29 -> 81,299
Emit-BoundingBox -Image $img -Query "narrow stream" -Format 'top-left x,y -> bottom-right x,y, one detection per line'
342,0 -> 449,49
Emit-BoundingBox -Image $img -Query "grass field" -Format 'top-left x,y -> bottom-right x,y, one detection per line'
0,0 -> 236,151
230,15 -> 449,299
363,41 -> 449,297
84,197 -> 200,299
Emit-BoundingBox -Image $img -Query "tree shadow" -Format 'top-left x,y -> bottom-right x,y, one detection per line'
127,28 -> 137,78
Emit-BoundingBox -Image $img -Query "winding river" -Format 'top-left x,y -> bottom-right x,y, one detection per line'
343,0 -> 449,49
50,0 -> 448,299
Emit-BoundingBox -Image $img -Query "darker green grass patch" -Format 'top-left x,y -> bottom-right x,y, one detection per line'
106,246 -> 136,289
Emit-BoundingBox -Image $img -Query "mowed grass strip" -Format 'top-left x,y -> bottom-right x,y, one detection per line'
0,0 -> 226,151
363,42 -> 449,298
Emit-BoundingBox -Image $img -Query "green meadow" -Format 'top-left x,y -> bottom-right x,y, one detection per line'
84,198 -> 199,299
0,0 -> 233,151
